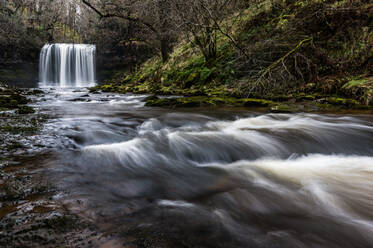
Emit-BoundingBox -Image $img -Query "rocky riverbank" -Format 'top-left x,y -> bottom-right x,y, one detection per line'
0,85 -> 108,248
90,83 -> 372,113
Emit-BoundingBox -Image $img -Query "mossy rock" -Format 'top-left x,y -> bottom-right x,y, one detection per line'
295,93 -> 318,101
6,141 -> 25,150
0,125 -> 38,134
17,106 -> 35,114
11,94 -> 28,104
324,97 -> 364,108
145,96 -> 241,108
241,98 -> 274,107
100,84 -> 118,92
145,98 -> 180,107
270,104 -> 298,113
265,94 -> 293,102
27,89 -> 44,95
142,95 -> 159,102
89,86 -> 100,93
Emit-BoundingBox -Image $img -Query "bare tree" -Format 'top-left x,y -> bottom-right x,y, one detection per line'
171,0 -> 244,63
82,0 -> 175,62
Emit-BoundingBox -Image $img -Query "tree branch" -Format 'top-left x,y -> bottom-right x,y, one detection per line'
82,0 -> 158,34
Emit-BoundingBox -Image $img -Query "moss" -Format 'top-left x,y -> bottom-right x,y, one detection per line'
16,106 -> 35,114
100,84 -> 118,92
241,98 -> 274,107
318,97 -> 369,109
325,97 -> 357,106
343,79 -> 369,88
145,96 -> 275,108
264,94 -> 293,101
295,93 -> 318,101
89,86 -> 101,93
142,95 -> 159,102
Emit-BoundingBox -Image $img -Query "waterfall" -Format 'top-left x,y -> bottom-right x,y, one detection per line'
39,44 -> 96,87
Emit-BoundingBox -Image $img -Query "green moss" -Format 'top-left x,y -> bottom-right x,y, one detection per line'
323,97 -> 369,109
145,96 -> 275,108
343,79 -> 369,88
240,98 -> 274,107
101,84 -> 118,92
142,95 -> 159,102
89,86 -> 101,92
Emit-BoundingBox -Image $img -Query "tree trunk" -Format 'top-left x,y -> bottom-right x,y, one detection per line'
158,0 -> 170,62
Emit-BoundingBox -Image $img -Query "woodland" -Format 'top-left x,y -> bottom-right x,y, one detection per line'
0,0 -> 372,106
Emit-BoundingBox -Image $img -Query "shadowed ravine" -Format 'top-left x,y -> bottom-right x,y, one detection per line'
30,88 -> 373,248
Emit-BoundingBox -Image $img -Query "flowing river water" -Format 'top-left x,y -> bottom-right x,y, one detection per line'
25,87 -> 373,247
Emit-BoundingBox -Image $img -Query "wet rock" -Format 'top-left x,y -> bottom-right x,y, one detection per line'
270,104 -> 298,113
68,98 -> 88,102
142,95 -> 159,102
27,89 -> 44,95
241,98 -> 274,107
17,106 -> 35,114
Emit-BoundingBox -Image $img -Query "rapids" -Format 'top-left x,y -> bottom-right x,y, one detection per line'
33,88 -> 373,248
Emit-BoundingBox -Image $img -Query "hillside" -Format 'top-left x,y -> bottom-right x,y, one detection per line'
94,0 -> 373,110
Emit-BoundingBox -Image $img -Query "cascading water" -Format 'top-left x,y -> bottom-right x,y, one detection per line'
39,43 -> 96,87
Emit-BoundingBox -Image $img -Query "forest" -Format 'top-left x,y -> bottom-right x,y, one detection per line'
1,0 -> 372,106
1,1 -> 373,248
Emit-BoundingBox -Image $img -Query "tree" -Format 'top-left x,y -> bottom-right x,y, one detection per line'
171,0 -> 244,63
82,0 -> 176,62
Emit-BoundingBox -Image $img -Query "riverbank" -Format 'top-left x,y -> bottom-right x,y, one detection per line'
90,83 -> 372,113
0,85 -> 109,248
90,0 -> 373,112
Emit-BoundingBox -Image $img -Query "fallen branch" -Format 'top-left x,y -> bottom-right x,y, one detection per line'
248,36 -> 313,95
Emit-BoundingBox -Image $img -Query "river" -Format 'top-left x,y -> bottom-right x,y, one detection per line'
23,87 -> 373,247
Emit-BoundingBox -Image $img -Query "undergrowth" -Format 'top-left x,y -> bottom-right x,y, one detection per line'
102,0 -> 373,105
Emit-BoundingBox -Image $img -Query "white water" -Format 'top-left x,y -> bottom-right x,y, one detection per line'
39,44 -> 96,87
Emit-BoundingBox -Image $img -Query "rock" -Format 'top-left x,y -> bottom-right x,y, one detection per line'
27,89 -> 44,95
270,104 -> 298,113
68,98 -> 88,102
142,95 -> 159,102
241,98 -> 274,107
16,106 -> 35,115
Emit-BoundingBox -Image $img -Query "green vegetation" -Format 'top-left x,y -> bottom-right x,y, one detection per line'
95,0 -> 373,110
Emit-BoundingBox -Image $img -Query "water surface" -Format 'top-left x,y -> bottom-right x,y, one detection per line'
32,88 -> 373,248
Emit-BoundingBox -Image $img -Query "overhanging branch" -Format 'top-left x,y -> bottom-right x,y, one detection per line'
82,0 -> 158,34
